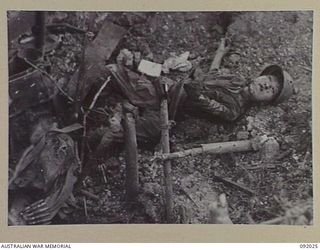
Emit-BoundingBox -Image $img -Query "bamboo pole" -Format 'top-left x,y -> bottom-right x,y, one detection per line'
124,111 -> 139,202
156,139 -> 255,161
160,84 -> 174,223
209,38 -> 229,71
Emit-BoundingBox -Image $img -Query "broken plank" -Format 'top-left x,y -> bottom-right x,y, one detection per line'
65,21 -> 127,100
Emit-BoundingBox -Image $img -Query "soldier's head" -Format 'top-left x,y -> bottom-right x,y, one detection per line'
247,65 -> 296,104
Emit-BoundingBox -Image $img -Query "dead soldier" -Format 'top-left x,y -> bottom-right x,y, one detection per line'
9,37 -> 296,226
84,38 -> 296,171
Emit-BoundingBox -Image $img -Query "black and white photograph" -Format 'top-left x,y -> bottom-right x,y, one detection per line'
8,11 -> 313,226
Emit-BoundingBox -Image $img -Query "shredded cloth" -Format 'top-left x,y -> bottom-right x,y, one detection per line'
9,124 -> 81,225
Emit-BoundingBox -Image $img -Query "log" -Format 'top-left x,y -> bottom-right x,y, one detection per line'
209,38 -> 229,71
160,94 -> 174,222
124,111 -> 139,202
157,139 -> 255,161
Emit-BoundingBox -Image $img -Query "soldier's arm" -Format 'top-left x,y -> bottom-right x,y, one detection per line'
197,94 -> 238,121
184,82 -> 238,121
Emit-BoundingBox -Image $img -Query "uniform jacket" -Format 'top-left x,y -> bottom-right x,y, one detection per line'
108,65 -> 251,141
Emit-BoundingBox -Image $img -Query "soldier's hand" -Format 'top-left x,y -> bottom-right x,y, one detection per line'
20,199 -> 52,225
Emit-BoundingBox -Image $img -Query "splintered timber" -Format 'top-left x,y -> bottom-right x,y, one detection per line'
1,244 -> 71,249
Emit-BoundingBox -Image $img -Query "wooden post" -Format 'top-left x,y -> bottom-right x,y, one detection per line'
124,111 -> 139,202
160,82 -> 174,223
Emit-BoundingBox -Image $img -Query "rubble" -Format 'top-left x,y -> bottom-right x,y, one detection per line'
162,51 -> 193,73
261,137 -> 280,161
228,53 -> 241,64
236,131 -> 250,140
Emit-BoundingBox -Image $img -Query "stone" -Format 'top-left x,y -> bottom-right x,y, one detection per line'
261,137 -> 280,161
236,131 -> 250,140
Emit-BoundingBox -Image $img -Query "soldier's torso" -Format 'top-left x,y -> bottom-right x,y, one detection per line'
178,72 -> 249,121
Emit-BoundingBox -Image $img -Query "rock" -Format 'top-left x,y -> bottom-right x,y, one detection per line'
261,137 -> 280,161
229,53 -> 241,64
162,25 -> 169,31
246,116 -> 255,131
236,131 -> 250,140
219,68 -> 231,75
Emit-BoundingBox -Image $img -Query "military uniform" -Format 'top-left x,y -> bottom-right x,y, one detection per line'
180,72 -> 249,122
107,65 -> 250,140
84,65 -> 252,170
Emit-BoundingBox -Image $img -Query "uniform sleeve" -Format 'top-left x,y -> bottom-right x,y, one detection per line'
184,81 -> 239,121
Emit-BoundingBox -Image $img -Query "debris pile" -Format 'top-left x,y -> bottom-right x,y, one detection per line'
8,11 -> 313,225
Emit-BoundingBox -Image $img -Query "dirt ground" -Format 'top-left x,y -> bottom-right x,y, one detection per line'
9,11 -> 313,224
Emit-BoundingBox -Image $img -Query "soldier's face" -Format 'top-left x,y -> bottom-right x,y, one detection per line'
249,75 -> 280,102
